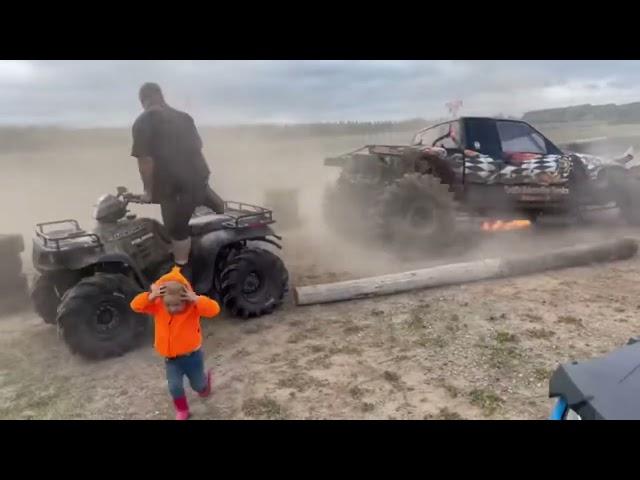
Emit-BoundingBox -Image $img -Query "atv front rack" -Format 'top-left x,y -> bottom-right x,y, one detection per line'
222,201 -> 275,229
36,219 -> 103,250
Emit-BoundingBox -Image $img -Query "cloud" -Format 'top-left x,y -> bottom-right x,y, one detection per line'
1,60 -> 640,126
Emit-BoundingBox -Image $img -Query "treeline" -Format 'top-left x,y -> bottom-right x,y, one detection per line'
203,118 -> 433,138
523,102 -> 640,124
0,118 -> 445,155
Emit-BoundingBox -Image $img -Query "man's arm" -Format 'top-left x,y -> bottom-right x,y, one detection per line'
131,113 -> 154,200
137,156 -> 154,199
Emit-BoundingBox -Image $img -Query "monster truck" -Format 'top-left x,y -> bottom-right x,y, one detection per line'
30,187 -> 289,360
324,116 -> 640,248
549,337 -> 640,420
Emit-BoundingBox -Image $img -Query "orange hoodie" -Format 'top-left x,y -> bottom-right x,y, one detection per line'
130,267 -> 220,358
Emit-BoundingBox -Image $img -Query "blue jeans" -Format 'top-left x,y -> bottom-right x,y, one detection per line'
165,349 -> 207,400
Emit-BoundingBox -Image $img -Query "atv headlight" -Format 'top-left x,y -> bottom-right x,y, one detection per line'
565,409 -> 582,420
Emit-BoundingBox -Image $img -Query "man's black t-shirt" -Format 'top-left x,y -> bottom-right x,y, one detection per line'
131,105 -> 210,201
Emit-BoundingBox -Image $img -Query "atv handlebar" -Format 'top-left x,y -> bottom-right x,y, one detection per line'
120,191 -> 151,205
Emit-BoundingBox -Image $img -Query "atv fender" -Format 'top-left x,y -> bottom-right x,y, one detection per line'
87,252 -> 148,288
195,225 -> 281,294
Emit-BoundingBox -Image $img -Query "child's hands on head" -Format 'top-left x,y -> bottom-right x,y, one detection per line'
161,281 -> 198,314
180,286 -> 199,303
149,283 -> 166,301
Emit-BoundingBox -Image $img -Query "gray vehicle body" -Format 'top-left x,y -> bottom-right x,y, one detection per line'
32,196 -> 281,295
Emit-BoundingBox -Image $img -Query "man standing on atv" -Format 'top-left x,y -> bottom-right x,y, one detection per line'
131,82 -> 224,278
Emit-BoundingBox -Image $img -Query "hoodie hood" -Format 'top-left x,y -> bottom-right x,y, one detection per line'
155,266 -> 193,290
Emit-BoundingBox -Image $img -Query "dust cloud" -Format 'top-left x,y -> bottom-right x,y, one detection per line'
1,126 -> 637,284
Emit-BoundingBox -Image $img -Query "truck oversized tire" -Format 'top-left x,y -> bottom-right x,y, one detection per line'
57,273 -> 149,360
220,247 -> 289,319
375,173 -> 457,249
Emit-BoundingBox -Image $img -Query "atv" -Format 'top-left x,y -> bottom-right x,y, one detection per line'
549,337 -> 640,420
324,116 -> 640,248
30,187 -> 289,360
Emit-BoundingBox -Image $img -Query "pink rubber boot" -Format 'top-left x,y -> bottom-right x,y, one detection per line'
198,369 -> 213,398
173,396 -> 190,420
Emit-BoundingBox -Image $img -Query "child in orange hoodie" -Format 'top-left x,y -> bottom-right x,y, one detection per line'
131,266 -> 221,420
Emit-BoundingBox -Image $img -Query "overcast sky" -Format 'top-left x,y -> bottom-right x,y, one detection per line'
2,60 -> 640,127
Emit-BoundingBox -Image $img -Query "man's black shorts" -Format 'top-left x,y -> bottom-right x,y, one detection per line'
160,183 -> 207,241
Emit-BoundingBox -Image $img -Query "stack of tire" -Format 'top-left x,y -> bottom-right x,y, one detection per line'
0,234 -> 29,316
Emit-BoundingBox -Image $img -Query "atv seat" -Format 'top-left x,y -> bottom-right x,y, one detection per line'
188,213 -> 231,236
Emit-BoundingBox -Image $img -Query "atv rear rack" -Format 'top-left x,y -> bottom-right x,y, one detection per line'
35,219 -> 103,251
222,201 -> 275,229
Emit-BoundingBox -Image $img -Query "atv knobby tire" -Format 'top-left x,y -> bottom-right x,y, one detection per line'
0,234 -> 24,257
57,273 -> 149,360
31,273 -> 80,325
375,173 -> 457,249
220,247 -> 288,319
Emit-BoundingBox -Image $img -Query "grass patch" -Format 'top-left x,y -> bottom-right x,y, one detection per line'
328,344 -> 362,356
308,344 -> 325,354
427,407 -> 463,420
485,342 -> 522,371
522,313 -> 543,322
242,397 -> 286,419
349,386 -> 367,400
276,373 -> 322,393
406,313 -> 426,331
495,331 -> 518,344
382,370 -> 403,389
361,402 -> 375,413
526,328 -> 555,340
469,388 -> 504,416
443,383 -> 459,399
343,325 -> 364,335
415,334 -> 447,349
533,367 -> 551,382
557,315 -> 584,327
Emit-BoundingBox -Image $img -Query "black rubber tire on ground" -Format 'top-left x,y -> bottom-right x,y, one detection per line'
31,273 -> 80,325
374,173 -> 457,249
57,273 -> 150,360
0,234 -> 24,257
0,255 -> 22,278
220,247 -> 289,319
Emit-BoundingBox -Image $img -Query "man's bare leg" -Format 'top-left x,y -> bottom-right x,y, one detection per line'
172,237 -> 192,266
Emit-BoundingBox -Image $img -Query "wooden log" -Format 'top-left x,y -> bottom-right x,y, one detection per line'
294,238 -> 638,306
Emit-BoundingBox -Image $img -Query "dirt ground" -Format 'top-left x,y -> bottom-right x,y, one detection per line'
2,127 -> 640,420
